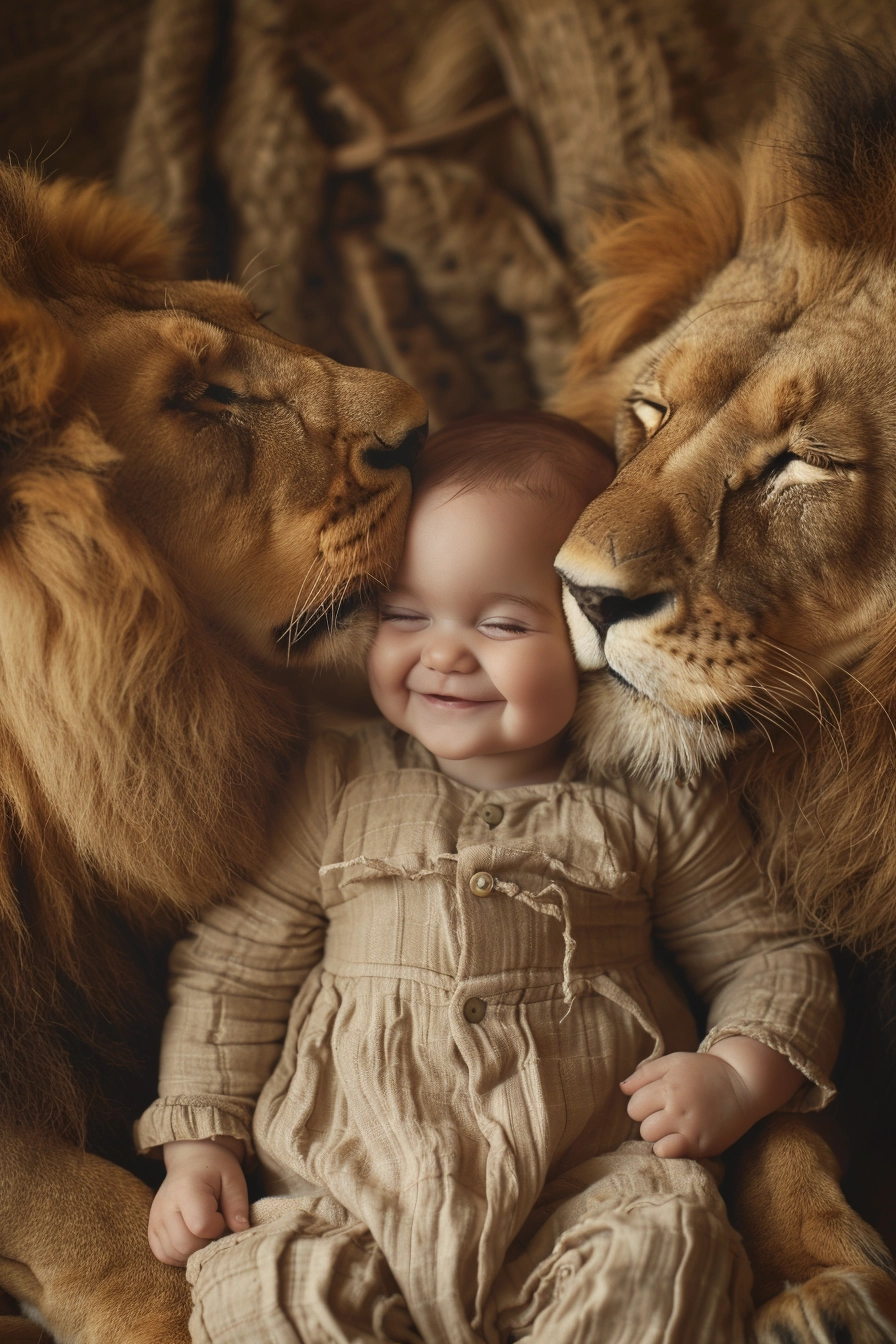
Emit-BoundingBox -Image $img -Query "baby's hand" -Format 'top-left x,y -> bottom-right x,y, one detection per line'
620,1037 -> 804,1159
148,1136 -> 249,1266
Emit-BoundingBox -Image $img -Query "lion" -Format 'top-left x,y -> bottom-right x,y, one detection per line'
554,44 -> 896,1344
0,163 -> 426,1342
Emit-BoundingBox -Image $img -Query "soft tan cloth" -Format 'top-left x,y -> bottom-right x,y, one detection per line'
137,722 -> 841,1342
184,1142 -> 752,1344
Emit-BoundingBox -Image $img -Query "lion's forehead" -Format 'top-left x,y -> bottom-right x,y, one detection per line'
136,310 -> 320,398
643,286 -> 896,466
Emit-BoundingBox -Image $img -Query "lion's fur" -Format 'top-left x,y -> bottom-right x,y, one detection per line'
556,45 -> 896,959
0,165 -> 424,1141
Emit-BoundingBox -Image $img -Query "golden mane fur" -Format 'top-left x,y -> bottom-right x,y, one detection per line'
556,45 -> 896,960
0,165 -> 425,1140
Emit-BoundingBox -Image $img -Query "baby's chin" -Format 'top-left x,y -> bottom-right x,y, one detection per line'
414,730 -> 494,760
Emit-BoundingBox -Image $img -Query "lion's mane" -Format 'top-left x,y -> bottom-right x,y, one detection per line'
0,168 -> 297,1140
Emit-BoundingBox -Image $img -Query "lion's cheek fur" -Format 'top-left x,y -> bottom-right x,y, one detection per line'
571,674 -> 726,785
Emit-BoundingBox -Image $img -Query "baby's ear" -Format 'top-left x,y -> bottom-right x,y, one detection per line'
0,290 -> 82,454
556,146 -> 743,440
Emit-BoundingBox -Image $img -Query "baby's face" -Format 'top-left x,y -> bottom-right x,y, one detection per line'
367,484 -> 581,787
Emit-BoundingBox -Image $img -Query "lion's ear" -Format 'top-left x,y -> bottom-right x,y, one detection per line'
0,291 -> 82,451
39,178 -> 182,281
556,146 -> 743,437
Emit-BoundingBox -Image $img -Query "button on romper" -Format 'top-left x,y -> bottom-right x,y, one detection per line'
137,723 -> 841,1344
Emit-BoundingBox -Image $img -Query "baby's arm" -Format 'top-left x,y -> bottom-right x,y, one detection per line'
620,1036 -> 804,1158
640,773 -> 842,1153
148,1136 -> 248,1266
139,737 -> 349,1266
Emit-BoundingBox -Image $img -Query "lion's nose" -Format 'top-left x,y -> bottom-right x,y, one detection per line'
563,580 -> 673,636
363,421 -> 428,472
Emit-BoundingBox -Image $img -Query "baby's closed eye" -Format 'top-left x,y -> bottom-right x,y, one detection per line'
379,607 -> 428,626
478,620 -> 531,637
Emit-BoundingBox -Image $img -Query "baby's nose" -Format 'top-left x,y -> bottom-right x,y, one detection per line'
422,636 -> 478,674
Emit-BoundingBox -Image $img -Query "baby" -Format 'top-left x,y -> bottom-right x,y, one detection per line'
139,410 -> 840,1344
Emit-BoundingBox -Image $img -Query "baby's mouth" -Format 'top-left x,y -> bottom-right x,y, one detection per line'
418,692 -> 498,709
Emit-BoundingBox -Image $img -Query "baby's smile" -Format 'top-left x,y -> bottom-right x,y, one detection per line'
416,691 -> 502,709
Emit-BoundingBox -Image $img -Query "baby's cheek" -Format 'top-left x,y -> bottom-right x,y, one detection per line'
533,657 -> 579,727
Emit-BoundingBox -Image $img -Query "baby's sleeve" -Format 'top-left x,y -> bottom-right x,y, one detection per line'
649,773 -> 842,1111
134,731 -> 349,1159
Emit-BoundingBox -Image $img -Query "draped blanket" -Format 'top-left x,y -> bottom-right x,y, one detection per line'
4,1 -> 895,425
111,0 -> 894,425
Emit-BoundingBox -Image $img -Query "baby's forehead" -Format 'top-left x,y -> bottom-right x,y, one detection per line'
390,484 -> 580,603
411,479 -> 587,528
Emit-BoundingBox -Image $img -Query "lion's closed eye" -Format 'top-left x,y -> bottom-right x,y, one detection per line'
628,397 -> 668,437
166,381 -> 240,412
762,448 -> 850,495
202,383 -> 240,405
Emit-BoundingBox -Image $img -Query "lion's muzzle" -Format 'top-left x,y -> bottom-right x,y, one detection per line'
363,421 -> 428,473
559,577 -> 673,638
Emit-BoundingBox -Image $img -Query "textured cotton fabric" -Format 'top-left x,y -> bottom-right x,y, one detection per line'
136,723 -> 841,1343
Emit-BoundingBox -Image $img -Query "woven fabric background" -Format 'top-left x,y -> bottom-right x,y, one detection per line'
4,1 -> 896,426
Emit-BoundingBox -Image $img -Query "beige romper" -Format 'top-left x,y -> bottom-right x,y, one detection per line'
136,722 -> 841,1344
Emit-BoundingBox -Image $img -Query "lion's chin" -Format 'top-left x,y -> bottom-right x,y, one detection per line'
272,590 -> 377,669
573,670 -> 755,784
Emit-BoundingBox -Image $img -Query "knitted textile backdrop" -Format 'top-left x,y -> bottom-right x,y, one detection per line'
3,0 -> 896,428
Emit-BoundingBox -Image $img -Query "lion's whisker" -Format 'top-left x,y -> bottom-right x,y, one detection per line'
747,677 -> 846,772
754,644 -> 851,770
282,570 -> 341,665
826,661 -> 896,741
239,248 -> 269,283
757,639 -> 843,720
243,263 -> 282,295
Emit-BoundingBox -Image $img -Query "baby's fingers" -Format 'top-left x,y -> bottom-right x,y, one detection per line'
219,1166 -> 250,1234
652,1132 -> 695,1159
638,1107 -> 681,1144
149,1210 -> 211,1267
620,1057 -> 669,1094
624,1080 -> 668,1123
179,1184 -> 227,1241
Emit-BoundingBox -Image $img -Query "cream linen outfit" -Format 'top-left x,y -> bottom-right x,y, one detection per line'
137,722 -> 841,1344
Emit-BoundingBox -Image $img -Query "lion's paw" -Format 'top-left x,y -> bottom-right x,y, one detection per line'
753,1267 -> 896,1344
